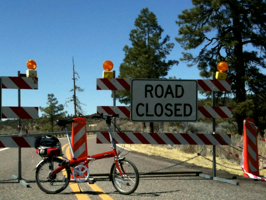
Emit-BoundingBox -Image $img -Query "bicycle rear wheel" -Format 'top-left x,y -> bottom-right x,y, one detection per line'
35,157 -> 71,194
110,159 -> 139,195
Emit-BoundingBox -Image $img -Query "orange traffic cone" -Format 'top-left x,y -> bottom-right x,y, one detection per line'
242,118 -> 259,177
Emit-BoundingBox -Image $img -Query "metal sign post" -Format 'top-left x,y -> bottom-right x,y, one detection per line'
113,70 -> 116,132
11,71 -> 30,187
212,90 -> 216,177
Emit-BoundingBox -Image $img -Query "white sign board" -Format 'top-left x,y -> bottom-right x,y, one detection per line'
131,79 -> 198,122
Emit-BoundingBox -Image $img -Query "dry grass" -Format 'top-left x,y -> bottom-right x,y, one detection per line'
122,142 -> 266,177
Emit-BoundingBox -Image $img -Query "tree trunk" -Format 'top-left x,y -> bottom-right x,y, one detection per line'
231,3 -> 246,135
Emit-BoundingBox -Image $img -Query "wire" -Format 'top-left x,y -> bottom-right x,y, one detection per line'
199,155 -> 243,171
139,146 -> 206,175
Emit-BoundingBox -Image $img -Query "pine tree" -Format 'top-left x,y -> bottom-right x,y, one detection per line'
117,8 -> 178,132
40,94 -> 66,132
176,0 -> 266,134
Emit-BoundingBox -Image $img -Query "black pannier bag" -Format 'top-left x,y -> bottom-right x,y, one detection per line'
35,135 -> 62,157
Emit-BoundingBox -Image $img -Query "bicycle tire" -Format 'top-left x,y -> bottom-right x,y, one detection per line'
35,157 -> 71,194
110,159 -> 139,195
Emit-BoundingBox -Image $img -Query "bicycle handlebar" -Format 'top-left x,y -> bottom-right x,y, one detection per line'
92,113 -> 119,119
56,119 -> 74,127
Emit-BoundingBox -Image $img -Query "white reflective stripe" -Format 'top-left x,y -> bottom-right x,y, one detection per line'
23,107 -> 38,119
74,143 -> 86,158
205,134 -> 220,145
1,77 -> 17,88
249,160 -> 257,172
97,79 -> 108,89
1,137 -> 18,147
248,144 -> 257,161
74,126 -> 85,144
113,133 -> 125,143
139,133 -> 157,144
247,128 -> 256,145
174,134 -> 189,145
220,134 -> 232,145
96,132 -> 110,143
189,134 -> 205,145
2,107 -> 16,117
127,133 -> 142,144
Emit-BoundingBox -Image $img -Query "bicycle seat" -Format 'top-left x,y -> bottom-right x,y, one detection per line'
56,119 -> 74,127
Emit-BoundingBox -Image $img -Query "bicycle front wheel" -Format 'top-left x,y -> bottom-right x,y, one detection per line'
110,159 -> 139,195
35,157 -> 71,194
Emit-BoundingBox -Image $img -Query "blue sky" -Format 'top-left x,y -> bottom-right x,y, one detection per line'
0,0 -> 202,117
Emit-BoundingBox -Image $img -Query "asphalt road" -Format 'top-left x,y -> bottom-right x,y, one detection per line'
0,135 -> 266,200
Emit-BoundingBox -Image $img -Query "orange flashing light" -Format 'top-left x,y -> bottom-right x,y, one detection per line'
103,60 -> 113,71
217,61 -> 228,72
27,60 -> 37,70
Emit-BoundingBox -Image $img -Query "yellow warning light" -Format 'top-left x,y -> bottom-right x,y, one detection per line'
215,61 -> 228,80
27,60 -> 37,70
26,59 -> 37,77
103,60 -> 113,71
217,61 -> 228,72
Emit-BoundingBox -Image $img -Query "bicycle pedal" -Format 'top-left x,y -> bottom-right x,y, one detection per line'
88,178 -> 96,184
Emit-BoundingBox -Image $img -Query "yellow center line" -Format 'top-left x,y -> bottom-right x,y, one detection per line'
88,184 -> 114,200
62,143 -> 90,200
62,137 -> 114,200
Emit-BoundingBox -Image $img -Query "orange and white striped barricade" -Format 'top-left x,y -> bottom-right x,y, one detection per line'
242,118 -> 259,177
71,117 -> 88,178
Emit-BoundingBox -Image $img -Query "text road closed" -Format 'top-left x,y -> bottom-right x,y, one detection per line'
131,79 -> 198,121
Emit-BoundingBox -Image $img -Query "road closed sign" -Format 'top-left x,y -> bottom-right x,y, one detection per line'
130,79 -> 198,122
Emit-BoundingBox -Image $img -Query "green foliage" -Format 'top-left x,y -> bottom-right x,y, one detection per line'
176,0 -> 266,134
40,94 -> 67,132
117,8 -> 178,104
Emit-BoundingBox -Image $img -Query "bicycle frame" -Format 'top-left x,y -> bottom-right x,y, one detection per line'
51,116 -> 123,178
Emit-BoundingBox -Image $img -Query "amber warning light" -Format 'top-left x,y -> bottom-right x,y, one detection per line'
102,60 -> 114,79
26,59 -> 37,77
215,61 -> 228,80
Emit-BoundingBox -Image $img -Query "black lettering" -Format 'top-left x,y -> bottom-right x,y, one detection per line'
136,103 -> 144,116
164,85 -> 174,98
155,85 -> 164,98
165,103 -> 173,117
176,85 -> 184,98
145,85 -> 153,98
184,104 -> 192,116
146,103 -> 154,116
174,103 -> 182,116
154,103 -> 163,116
